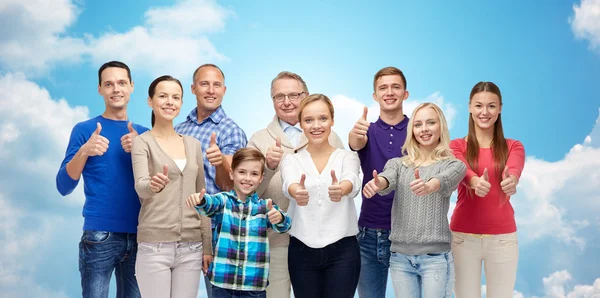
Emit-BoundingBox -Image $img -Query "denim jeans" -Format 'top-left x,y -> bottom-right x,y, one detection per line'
389,250 -> 454,298
78,230 -> 140,298
212,286 -> 266,298
356,226 -> 391,298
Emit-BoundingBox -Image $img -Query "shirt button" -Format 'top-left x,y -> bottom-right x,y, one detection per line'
390,134 -> 393,137
179,189 -> 183,193
389,141 -> 393,144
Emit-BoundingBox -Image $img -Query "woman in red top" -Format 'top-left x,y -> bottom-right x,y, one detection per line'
450,81 -> 525,298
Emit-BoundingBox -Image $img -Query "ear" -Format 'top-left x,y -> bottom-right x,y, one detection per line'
229,168 -> 234,181
130,80 -> 134,91
222,85 -> 227,96
98,85 -> 102,95
403,90 -> 410,101
372,92 -> 377,102
259,173 -> 264,184
190,83 -> 196,95
147,96 -> 153,108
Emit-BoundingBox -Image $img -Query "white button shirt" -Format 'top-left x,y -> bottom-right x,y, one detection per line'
281,148 -> 361,248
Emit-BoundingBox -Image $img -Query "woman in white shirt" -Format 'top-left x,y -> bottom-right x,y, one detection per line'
281,93 -> 361,298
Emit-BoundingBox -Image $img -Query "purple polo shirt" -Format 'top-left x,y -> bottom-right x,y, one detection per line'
354,116 -> 409,230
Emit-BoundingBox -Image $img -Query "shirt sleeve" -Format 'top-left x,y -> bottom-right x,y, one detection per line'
430,159 -> 468,197
280,154 -> 300,200
196,193 -> 226,217
268,203 -> 292,233
506,140 -> 526,179
450,139 -> 477,187
131,136 -> 155,199
378,158 -> 402,196
219,126 -> 248,156
56,124 -> 86,196
338,151 -> 361,199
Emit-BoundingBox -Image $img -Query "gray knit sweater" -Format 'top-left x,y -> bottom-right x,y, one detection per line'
378,158 -> 466,255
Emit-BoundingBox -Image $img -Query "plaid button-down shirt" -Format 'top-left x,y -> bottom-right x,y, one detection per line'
196,191 -> 292,291
175,106 -> 248,245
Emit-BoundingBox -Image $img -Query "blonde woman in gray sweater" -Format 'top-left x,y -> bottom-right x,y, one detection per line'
131,75 -> 213,298
363,102 -> 466,298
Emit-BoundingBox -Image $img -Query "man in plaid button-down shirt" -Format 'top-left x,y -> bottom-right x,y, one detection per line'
175,64 -> 248,297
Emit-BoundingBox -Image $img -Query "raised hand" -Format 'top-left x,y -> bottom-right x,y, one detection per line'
362,170 -> 382,199
266,137 -> 284,170
186,188 -> 207,208
500,166 -> 517,196
474,168 -> 491,197
294,174 -> 309,206
351,106 -> 370,140
266,199 -> 283,224
206,132 -> 223,166
150,164 -> 170,193
328,170 -> 343,202
81,122 -> 110,157
120,121 -> 138,153
410,168 -> 431,196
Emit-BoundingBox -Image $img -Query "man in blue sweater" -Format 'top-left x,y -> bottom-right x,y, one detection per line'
56,61 -> 148,298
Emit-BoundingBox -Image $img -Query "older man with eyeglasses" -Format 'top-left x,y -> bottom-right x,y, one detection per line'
246,71 -> 345,298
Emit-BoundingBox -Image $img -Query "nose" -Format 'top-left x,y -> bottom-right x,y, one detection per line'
283,96 -> 292,105
207,84 -> 215,94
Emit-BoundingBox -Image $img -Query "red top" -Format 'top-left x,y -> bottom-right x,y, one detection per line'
449,138 -> 525,234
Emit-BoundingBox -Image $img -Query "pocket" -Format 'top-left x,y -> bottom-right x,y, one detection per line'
497,232 -> 518,246
356,229 -> 365,242
82,230 -> 111,244
137,242 -> 159,253
451,232 -> 466,245
189,241 -> 203,252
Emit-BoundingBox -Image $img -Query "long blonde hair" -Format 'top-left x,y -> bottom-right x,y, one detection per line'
401,102 -> 453,166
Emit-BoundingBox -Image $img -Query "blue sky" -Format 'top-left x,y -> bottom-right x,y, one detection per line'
0,0 -> 599,297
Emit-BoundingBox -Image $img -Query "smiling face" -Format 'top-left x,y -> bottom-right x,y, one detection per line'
372,74 -> 409,112
148,80 -> 183,124
98,67 -> 134,110
229,160 -> 264,197
299,99 -> 334,146
191,66 -> 226,113
469,91 -> 502,132
412,106 -> 441,150
271,78 -> 307,125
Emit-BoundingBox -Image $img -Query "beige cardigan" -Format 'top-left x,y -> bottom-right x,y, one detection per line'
131,131 -> 212,255
248,116 -> 345,248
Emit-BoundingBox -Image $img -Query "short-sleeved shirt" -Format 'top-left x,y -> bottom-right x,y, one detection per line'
354,116 -> 409,230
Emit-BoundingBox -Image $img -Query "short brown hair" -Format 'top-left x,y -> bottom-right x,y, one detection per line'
373,66 -> 407,91
231,148 -> 266,174
297,93 -> 335,123
192,64 -> 225,83
270,71 -> 309,96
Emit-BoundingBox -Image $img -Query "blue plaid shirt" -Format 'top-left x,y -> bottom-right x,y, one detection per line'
175,106 -> 248,246
196,191 -> 291,291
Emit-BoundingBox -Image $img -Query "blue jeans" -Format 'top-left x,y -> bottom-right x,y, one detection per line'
389,250 -> 455,298
356,226 -> 391,298
212,286 -> 266,298
79,230 -> 140,298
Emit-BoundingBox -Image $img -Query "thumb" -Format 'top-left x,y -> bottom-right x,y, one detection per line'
330,169 -> 338,184
127,121 -> 136,133
163,164 -> 169,176
94,122 -> 102,135
210,132 -> 217,146
502,166 -> 509,180
483,168 -> 489,181
414,168 -> 420,180
299,173 -> 306,188
199,188 -> 206,198
372,170 -> 379,185
362,106 -> 368,121
276,137 -> 281,148
266,199 -> 273,210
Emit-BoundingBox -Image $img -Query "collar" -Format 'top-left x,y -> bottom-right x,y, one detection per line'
278,118 -> 301,132
375,115 -> 409,130
226,190 -> 261,203
186,106 -> 226,125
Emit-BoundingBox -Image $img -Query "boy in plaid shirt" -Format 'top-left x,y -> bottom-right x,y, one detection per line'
187,148 -> 291,298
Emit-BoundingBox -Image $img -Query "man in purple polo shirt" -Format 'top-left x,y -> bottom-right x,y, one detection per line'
349,66 -> 410,298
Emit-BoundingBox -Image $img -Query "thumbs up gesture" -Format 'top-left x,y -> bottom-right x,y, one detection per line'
150,164 -> 170,193
351,106 -> 370,140
500,166 -> 517,196
410,168 -> 432,196
328,170 -> 343,202
294,174 -> 310,206
473,168 -> 492,197
186,188 -> 207,208
206,132 -> 223,166
120,121 -> 138,153
266,137 -> 284,170
266,199 -> 283,224
82,122 -> 110,157
363,170 -> 384,199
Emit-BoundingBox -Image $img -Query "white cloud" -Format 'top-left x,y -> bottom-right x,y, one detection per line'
0,0 -> 86,74
570,0 -> 600,53
543,270 -> 600,298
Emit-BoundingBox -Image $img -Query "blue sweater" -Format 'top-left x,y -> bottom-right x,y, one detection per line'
56,115 -> 149,233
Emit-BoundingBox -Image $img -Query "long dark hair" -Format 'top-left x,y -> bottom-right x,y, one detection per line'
148,75 -> 183,126
466,81 -> 508,179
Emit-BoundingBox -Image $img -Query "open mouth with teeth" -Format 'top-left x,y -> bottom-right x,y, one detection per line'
383,98 -> 397,104
110,95 -> 123,101
478,117 -> 492,123
161,107 -> 176,114
240,182 -> 253,189
420,134 -> 432,141
309,130 -> 325,138
204,97 -> 217,102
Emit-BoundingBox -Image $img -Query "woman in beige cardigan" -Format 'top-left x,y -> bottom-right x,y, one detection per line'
131,75 -> 213,298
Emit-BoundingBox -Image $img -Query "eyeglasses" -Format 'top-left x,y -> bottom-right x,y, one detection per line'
272,92 -> 306,102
